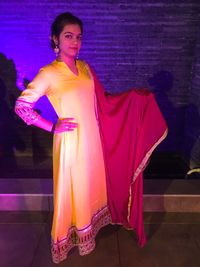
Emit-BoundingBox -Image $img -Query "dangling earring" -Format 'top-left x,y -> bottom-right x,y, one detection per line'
54,44 -> 59,58
76,52 -> 79,60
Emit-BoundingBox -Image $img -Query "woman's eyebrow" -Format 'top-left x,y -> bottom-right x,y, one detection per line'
63,31 -> 82,35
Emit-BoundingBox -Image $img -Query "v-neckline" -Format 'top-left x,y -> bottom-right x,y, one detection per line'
56,59 -> 79,77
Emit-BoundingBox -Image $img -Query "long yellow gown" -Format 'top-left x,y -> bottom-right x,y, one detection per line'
15,60 -> 111,263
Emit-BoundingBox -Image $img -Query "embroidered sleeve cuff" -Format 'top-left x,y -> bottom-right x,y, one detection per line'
15,100 -> 41,125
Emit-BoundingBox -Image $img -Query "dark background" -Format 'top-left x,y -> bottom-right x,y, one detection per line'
0,0 -> 200,178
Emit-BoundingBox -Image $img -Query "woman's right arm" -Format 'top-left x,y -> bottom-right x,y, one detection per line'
15,68 -> 78,133
15,68 -> 55,132
15,99 -> 54,132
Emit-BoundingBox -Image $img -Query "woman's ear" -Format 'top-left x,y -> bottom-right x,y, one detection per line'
52,35 -> 59,46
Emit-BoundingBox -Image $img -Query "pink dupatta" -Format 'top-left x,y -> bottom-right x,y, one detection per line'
91,68 -> 167,247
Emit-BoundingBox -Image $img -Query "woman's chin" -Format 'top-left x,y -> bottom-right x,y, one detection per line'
66,53 -> 77,59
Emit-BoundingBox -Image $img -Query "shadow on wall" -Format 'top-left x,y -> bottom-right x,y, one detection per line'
0,53 -> 25,173
148,70 -> 184,152
184,104 -> 200,178
146,70 -> 200,178
145,71 -> 185,178
0,53 -> 52,176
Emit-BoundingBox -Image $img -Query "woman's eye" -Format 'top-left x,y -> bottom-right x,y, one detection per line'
65,34 -> 72,39
77,36 -> 82,41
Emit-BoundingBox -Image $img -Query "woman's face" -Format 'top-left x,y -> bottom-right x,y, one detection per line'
56,23 -> 82,60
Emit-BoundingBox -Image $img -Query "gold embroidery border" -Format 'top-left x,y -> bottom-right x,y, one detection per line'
51,205 -> 111,264
127,129 -> 168,221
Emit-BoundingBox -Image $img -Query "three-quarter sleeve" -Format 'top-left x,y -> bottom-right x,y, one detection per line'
15,68 -> 50,125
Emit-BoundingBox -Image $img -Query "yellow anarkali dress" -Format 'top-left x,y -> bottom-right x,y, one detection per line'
15,60 -> 111,263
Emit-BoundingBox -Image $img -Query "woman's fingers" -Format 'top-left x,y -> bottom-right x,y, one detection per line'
65,123 -> 78,130
61,118 -> 76,122
63,121 -> 78,129
55,118 -> 78,133
61,118 -> 78,127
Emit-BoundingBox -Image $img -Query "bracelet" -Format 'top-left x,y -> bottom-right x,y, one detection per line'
51,123 -> 56,133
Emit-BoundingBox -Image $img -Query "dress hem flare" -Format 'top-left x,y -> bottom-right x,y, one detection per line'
51,205 -> 111,264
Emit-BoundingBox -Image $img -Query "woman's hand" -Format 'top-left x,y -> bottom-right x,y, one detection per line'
54,118 -> 78,133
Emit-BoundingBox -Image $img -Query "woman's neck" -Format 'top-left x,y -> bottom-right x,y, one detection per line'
57,54 -> 76,67
57,54 -> 78,75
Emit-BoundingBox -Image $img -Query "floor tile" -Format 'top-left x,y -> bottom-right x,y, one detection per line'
2,212 -> 200,267
118,222 -> 200,267
0,211 -> 49,223
144,212 -> 200,224
0,223 -> 45,267
31,218 -> 120,267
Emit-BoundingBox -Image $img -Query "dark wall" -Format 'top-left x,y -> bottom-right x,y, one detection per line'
184,30 -> 200,168
0,0 -> 199,160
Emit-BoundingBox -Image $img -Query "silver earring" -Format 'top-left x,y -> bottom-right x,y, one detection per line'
54,44 -> 59,57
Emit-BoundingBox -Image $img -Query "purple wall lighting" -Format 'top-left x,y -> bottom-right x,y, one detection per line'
0,0 -> 200,163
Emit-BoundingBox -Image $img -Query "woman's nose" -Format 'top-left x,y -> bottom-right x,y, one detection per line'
72,37 -> 78,44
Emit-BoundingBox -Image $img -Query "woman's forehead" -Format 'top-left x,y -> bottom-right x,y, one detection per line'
61,24 -> 82,34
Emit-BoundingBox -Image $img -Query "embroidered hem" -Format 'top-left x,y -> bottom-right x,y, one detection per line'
51,206 -> 111,264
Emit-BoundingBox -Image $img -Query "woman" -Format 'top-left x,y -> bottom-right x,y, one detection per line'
15,12 -> 167,264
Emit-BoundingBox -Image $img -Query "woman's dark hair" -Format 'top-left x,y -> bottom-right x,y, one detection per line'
51,12 -> 83,49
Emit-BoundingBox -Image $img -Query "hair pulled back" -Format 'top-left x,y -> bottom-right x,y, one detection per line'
51,12 -> 83,49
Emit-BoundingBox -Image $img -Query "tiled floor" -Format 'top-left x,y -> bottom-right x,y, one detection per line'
1,155 -> 200,266
1,212 -> 200,267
